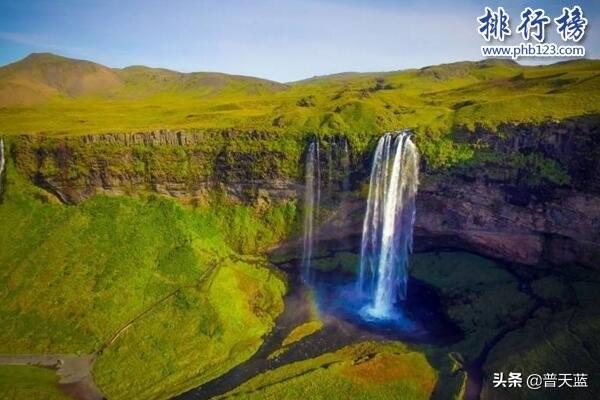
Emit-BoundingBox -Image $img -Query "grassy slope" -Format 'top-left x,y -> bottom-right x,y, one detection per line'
0,365 -> 70,400
219,341 -> 437,400
267,250 -> 600,399
1,54 -> 598,180
0,161 -> 293,399
411,253 -> 532,360
94,258 -> 286,400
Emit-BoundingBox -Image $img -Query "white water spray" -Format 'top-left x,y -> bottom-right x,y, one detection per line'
358,131 -> 419,319
301,138 -> 320,282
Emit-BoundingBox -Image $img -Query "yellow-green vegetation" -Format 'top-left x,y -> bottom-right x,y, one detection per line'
281,320 -> 324,347
1,54 -> 598,165
458,147 -> 575,186
268,289 -> 323,360
220,341 -> 437,400
93,258 -> 285,399
10,130 -> 305,193
0,365 -> 69,400
0,161 -> 291,398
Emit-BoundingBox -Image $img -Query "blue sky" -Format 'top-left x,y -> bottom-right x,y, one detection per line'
0,0 -> 598,82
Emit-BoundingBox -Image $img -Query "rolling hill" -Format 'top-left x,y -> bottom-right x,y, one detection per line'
0,53 -> 122,106
0,53 -> 287,107
0,53 -> 598,144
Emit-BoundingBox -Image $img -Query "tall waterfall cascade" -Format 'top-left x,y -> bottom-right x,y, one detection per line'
301,138 -> 321,283
358,131 -> 419,319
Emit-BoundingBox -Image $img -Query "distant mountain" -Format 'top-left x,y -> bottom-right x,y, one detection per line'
115,65 -> 287,97
0,52 -> 598,135
0,53 -> 121,106
0,53 -> 287,106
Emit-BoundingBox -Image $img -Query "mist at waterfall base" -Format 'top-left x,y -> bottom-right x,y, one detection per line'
298,132 -> 440,338
310,271 -> 455,341
358,131 -> 419,320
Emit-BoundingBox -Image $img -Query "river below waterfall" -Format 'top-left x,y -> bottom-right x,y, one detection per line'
176,250 -> 515,400
175,247 -> 600,400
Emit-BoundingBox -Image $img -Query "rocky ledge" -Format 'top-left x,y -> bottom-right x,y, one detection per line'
275,116 -> 600,269
4,115 -> 600,268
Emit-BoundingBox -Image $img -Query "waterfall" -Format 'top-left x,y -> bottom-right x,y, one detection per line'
358,131 -> 419,319
327,140 -> 334,200
340,137 -> 350,193
0,138 -> 5,195
301,138 -> 320,283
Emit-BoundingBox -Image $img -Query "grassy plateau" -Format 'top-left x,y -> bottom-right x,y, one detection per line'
0,53 -> 599,168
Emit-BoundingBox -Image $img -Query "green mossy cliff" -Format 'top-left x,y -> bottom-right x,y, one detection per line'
3,113 -> 599,269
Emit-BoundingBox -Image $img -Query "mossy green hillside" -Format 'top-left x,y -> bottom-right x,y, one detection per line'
220,341 -> 437,400
93,258 -> 285,400
411,252 -> 532,361
2,56 -> 598,141
481,267 -> 600,400
10,131 -> 305,194
0,365 -> 70,400
0,161 -> 291,398
409,252 -> 600,400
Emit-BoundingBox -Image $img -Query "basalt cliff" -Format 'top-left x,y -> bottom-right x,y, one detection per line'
3,115 -> 599,269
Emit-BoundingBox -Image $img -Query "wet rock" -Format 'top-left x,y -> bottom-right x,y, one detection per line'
9,117 -> 600,268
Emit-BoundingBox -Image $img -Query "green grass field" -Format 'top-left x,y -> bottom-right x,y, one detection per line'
220,341 -> 437,400
2,53 -> 598,180
1,54 -> 599,153
0,365 -> 70,400
0,159 -> 292,399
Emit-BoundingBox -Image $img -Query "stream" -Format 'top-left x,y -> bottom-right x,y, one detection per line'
177,263 -> 460,400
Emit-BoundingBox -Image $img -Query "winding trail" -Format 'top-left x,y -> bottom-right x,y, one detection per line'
97,262 -> 219,355
0,262 -> 220,400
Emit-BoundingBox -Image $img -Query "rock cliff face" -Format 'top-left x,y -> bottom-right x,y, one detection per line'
415,178 -> 599,266
276,116 -> 600,269
418,116 -> 600,267
10,130 -> 303,204
6,116 -> 600,268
